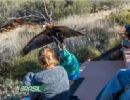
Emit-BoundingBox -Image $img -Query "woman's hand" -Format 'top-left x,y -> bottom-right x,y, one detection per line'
58,43 -> 66,50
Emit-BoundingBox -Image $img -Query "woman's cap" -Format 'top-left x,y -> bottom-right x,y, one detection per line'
125,24 -> 130,33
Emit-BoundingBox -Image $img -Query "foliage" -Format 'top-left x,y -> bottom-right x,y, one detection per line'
0,25 -> 43,79
0,0 -> 123,27
90,0 -> 122,13
0,78 -> 27,100
75,46 -> 101,63
0,0 -> 91,25
109,7 -> 130,24
107,38 -> 121,50
6,51 -> 41,79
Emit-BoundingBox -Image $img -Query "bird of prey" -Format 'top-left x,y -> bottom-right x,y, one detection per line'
21,23 -> 84,55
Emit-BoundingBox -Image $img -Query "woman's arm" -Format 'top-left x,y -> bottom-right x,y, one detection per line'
23,72 -> 35,85
23,72 -> 42,85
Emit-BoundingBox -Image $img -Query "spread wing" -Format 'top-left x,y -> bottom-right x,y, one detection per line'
21,29 -> 53,56
53,26 -> 84,37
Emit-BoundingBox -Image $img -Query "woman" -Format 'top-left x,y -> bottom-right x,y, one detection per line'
23,47 -> 70,100
120,25 -> 130,48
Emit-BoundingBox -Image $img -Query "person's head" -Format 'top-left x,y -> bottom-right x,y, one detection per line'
120,24 -> 130,39
38,47 -> 59,69
125,25 -> 130,39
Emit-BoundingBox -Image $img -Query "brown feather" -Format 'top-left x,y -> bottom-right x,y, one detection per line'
53,26 -> 84,37
21,25 -> 84,55
21,29 -> 53,55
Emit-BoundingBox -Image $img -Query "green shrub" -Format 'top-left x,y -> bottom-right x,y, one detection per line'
107,38 -> 121,50
75,46 -> 101,62
90,0 -> 122,13
109,8 -> 130,24
0,0 -> 123,26
6,51 -> 41,79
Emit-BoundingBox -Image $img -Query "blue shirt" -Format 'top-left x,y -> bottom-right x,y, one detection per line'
59,49 -> 80,80
122,39 -> 130,47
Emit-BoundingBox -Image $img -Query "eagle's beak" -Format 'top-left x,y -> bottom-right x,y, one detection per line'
43,25 -> 46,28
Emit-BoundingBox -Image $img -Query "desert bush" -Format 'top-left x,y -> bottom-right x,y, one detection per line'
0,25 -> 43,78
57,10 -> 121,59
90,0 -> 122,13
0,78 -> 28,99
0,0 -> 91,25
74,46 -> 101,62
109,7 -> 130,24
9,52 -> 41,79
2,43 -> 58,79
107,38 -> 121,50
1,44 -> 42,79
0,0 -> 123,27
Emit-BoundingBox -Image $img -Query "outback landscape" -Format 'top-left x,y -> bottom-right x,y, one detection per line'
0,0 -> 130,99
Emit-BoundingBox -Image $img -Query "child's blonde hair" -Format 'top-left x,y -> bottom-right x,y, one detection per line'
38,47 -> 59,67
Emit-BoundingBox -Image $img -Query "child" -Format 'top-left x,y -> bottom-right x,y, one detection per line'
58,43 -> 80,83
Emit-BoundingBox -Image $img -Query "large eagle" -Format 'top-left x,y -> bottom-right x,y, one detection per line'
21,23 -> 84,55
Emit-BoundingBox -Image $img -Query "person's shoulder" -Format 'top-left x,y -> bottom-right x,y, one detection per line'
56,65 -> 64,69
55,65 -> 66,72
55,66 -> 68,77
34,70 -> 46,77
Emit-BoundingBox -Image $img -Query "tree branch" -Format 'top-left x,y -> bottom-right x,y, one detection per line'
6,15 -> 44,20
43,0 -> 53,23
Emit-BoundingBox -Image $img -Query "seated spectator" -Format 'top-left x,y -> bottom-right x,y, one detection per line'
120,25 -> 130,48
23,47 -> 70,100
96,69 -> 130,100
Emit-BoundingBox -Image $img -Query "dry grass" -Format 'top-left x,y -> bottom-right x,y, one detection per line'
0,25 -> 43,77
58,10 -> 120,52
0,25 -> 43,56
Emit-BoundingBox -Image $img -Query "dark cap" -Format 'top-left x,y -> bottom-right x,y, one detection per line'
125,25 -> 130,33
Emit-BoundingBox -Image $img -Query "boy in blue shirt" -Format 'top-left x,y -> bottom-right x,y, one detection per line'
58,44 -> 80,81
